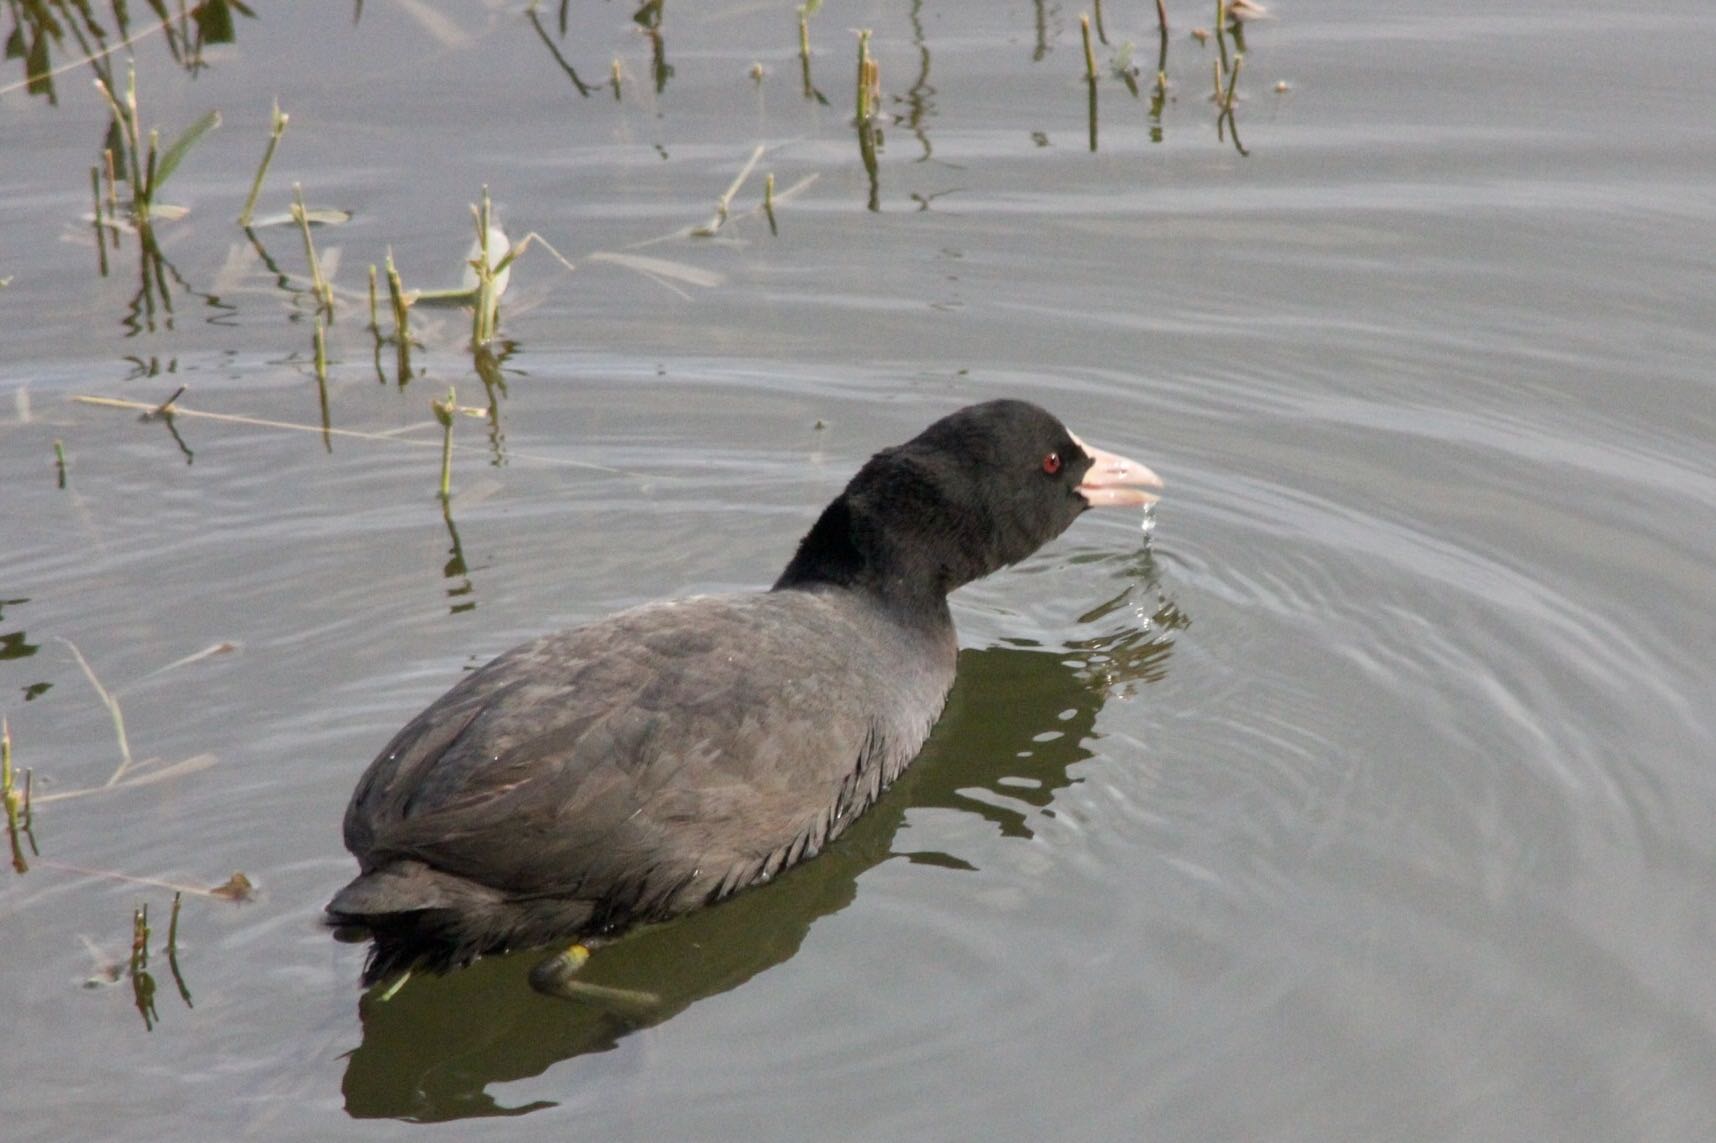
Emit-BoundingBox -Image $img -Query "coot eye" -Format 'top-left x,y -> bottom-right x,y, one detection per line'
1042,451 -> 1062,475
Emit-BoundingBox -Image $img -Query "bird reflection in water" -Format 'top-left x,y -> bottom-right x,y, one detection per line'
340,549 -> 1184,1122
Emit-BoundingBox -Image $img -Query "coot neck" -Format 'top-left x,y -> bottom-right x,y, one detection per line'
771,489 -> 964,635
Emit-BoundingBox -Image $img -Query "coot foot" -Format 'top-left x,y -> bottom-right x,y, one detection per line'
528,943 -> 659,1010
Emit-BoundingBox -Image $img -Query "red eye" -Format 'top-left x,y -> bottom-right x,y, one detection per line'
1042,452 -> 1062,475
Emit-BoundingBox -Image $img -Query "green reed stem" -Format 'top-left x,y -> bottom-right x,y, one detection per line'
238,99 -> 289,228
856,29 -> 872,121
130,902 -> 150,973
291,183 -> 332,314
433,387 -> 456,500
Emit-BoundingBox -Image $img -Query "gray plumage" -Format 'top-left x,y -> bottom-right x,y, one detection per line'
327,400 -> 1163,984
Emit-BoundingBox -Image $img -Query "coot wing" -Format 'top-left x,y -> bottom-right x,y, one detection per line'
344,591 -> 954,915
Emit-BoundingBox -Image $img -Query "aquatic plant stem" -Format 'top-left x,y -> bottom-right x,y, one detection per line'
238,99 -> 289,228
103,148 -> 119,222
57,639 -> 134,785
89,164 -> 106,242
3,714 -> 32,874
72,395 -> 623,472
2,718 -> 20,832
856,29 -> 873,122
291,183 -> 333,315
166,891 -> 192,1007
433,387 -> 457,500
470,187 -> 500,345
797,7 -> 822,101
130,903 -> 150,973
692,146 -> 766,237
1156,0 -> 1170,77
385,249 -> 412,383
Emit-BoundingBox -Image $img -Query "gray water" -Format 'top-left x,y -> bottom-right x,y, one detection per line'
3,2 -> 1714,1138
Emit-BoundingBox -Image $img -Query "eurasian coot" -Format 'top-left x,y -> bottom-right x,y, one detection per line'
328,400 -> 1162,991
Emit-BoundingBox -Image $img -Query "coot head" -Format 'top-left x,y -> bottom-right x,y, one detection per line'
775,399 -> 1162,602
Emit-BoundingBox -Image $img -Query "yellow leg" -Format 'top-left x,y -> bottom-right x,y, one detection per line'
528,942 -> 659,1010
527,943 -> 591,995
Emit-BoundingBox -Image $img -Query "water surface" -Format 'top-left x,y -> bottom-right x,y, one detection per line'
2,2 -> 1714,1138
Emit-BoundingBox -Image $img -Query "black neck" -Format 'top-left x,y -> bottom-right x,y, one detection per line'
772,486 -> 964,627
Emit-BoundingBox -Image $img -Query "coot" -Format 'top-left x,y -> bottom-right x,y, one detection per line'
328,400 -> 1162,991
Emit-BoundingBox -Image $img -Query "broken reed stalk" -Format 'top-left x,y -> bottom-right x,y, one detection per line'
798,8 -> 820,100
471,187 -> 499,345
1224,52 -> 1244,109
433,387 -> 457,500
385,252 -> 408,332
695,146 -> 766,237
385,249 -> 412,381
143,127 -> 161,204
89,164 -> 109,273
313,318 -> 328,386
291,183 -> 333,314
57,639 -> 134,786
763,172 -> 778,236
1156,0 -> 1170,77
1081,14 -> 1097,82
166,890 -> 192,1006
855,29 -> 873,122
611,57 -> 622,100
94,66 -> 145,209
238,99 -> 289,228
367,265 -> 379,331
152,385 -> 187,418
3,715 -> 33,874
89,164 -> 104,230
72,395 -> 620,473
130,902 -> 150,973
1093,0 -> 1108,46
2,717 -> 22,826
103,148 -> 120,221
1215,0 -> 1232,74
54,439 -> 68,488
